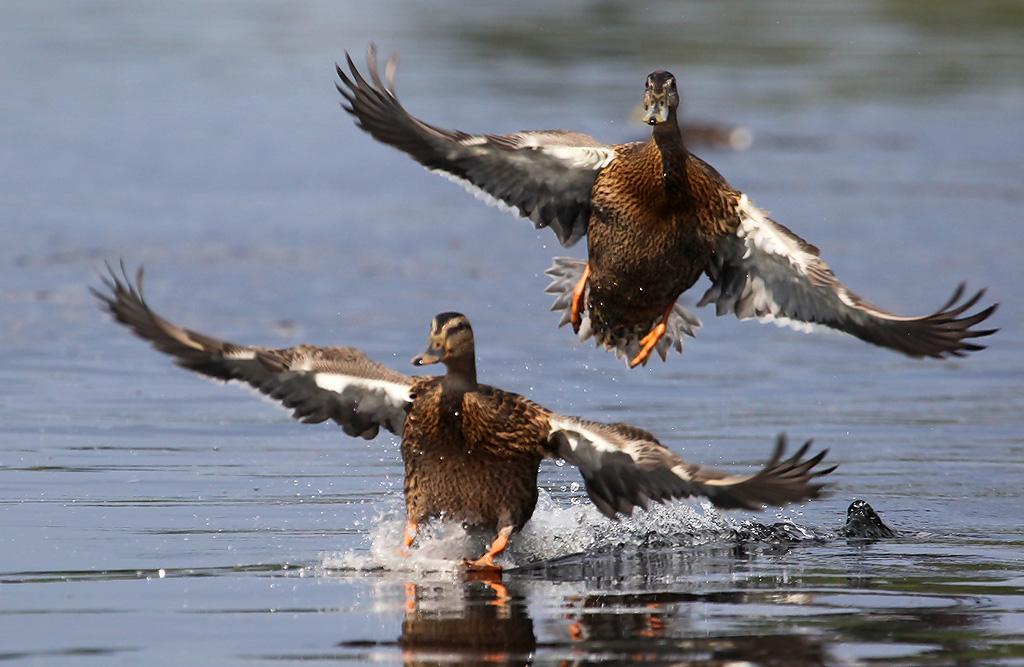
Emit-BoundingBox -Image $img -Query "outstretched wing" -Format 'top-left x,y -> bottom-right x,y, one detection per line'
336,45 -> 615,247
547,415 -> 834,518
92,263 -> 414,439
699,194 -> 998,358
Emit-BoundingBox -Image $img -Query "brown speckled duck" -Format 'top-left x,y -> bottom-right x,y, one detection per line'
337,46 -> 997,367
95,264 -> 834,571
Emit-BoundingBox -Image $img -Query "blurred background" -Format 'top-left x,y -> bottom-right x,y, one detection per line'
0,1 -> 1022,664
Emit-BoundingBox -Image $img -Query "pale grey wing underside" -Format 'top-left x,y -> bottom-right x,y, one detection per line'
547,415 -> 834,518
700,195 -> 998,358
92,263 -> 414,439
336,46 -> 615,247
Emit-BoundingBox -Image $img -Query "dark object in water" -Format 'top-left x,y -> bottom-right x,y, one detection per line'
838,499 -> 896,539
730,499 -> 895,543
677,121 -> 753,151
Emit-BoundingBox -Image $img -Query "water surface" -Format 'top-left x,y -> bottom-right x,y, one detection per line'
1,1 -> 1022,664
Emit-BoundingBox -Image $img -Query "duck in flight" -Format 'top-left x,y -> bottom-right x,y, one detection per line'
94,263 -> 834,571
336,46 -> 997,367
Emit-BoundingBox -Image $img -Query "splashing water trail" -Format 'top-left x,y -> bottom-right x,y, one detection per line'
318,491 -> 829,573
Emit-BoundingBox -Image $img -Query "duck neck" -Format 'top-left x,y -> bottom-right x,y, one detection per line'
652,113 -> 690,192
441,355 -> 477,392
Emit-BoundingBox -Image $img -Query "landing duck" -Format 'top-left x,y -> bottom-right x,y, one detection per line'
336,46 -> 997,367
94,264 -> 834,571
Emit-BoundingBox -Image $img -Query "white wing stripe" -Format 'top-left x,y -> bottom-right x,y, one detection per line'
457,136 -> 488,147
549,416 -> 644,470
735,194 -> 815,273
670,464 -> 693,481
733,196 -> 871,334
550,417 -> 696,488
730,195 -> 831,333
539,145 -> 617,170
314,373 -> 412,407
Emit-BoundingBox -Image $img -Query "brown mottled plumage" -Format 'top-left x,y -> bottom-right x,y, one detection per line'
94,263 -> 834,571
402,383 -> 547,535
586,139 -> 730,347
337,46 -> 997,367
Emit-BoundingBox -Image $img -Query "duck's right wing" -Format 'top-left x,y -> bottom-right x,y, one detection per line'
93,263 -> 415,439
699,193 -> 998,358
546,415 -> 834,518
337,45 -> 615,247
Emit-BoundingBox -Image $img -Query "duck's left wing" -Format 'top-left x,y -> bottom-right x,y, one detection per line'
93,263 -> 415,439
546,415 -> 834,518
336,45 -> 614,247
699,194 -> 998,358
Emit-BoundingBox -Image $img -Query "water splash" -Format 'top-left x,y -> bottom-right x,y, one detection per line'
319,490 -> 828,574
321,513 -> 480,575
511,491 -> 735,563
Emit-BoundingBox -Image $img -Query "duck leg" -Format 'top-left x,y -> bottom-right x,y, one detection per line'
629,302 -> 676,368
463,525 -> 514,572
570,262 -> 591,333
397,520 -> 418,557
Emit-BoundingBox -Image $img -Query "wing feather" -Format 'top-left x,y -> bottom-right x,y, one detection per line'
336,44 -> 614,246
92,262 -> 414,439
547,415 -> 833,517
699,195 -> 998,358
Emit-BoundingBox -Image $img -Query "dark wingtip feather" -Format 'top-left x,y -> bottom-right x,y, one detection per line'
934,282 -> 966,314
790,438 -> 813,463
874,283 -> 999,359
814,463 -> 839,478
768,433 -> 787,467
335,62 -> 356,92
345,52 -> 373,91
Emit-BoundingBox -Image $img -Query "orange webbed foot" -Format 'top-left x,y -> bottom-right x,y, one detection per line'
463,525 -> 513,573
462,555 -> 503,573
628,302 -> 675,368
570,263 -> 591,334
629,321 -> 667,368
397,520 -> 418,558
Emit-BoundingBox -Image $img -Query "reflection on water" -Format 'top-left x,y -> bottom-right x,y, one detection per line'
4,538 -> 1018,665
314,499 -> 1022,665
397,578 -> 535,666
319,537 -> 1020,666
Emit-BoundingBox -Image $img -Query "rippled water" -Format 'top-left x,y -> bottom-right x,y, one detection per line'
1,1 -> 1022,664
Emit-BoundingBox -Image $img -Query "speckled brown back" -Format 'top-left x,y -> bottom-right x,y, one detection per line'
584,138 -> 742,346
401,381 -> 549,532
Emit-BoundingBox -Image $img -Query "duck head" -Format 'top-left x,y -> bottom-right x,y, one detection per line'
411,312 -> 477,385
641,70 -> 680,126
